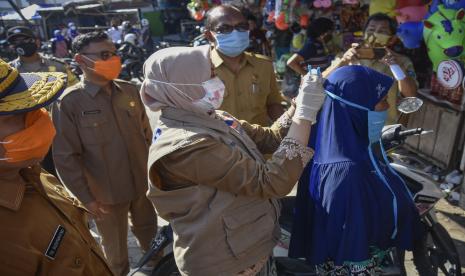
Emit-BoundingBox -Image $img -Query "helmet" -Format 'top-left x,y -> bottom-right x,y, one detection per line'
122,21 -> 131,29
53,29 -> 61,36
124,33 -> 137,45
68,22 -> 75,28
141,18 -> 149,26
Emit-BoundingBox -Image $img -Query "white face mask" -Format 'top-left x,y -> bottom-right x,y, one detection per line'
148,77 -> 226,112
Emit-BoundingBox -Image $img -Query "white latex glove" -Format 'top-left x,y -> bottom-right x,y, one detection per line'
293,70 -> 326,123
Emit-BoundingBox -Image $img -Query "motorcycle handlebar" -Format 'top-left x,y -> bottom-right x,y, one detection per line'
381,127 -> 423,144
397,128 -> 423,139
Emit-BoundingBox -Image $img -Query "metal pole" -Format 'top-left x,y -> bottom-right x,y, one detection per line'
6,0 -> 32,26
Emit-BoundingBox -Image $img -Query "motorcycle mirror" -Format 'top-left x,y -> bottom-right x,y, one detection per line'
397,97 -> 423,114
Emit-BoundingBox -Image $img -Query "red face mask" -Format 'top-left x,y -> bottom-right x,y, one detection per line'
0,109 -> 56,163
83,55 -> 122,80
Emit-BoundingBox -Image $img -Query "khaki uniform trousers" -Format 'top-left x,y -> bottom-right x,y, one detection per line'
95,194 -> 157,276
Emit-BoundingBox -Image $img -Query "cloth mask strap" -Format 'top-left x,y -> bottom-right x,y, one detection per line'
368,146 -> 398,239
325,90 -> 370,111
145,79 -> 203,101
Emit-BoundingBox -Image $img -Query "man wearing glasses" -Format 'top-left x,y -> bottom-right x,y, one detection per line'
204,5 -> 285,126
51,32 -> 156,276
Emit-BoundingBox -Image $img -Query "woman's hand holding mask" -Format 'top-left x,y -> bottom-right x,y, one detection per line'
294,69 -> 326,124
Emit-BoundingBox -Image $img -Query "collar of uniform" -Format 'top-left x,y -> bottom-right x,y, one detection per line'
0,166 -> 41,211
210,47 -> 254,69
161,107 -> 230,135
82,79 -> 115,98
16,54 -> 47,67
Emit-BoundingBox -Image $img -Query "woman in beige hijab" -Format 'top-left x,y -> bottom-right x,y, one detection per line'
140,45 -> 325,276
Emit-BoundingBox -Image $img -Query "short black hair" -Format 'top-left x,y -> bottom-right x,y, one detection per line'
364,13 -> 397,35
307,17 -> 334,38
72,31 -> 110,53
205,4 -> 243,31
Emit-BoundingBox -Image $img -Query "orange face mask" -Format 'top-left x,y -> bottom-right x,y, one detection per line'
84,55 -> 122,80
0,109 -> 56,163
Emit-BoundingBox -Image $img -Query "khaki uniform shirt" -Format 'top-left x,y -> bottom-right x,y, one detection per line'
359,55 -> 417,124
52,79 -> 152,205
211,48 -> 284,126
0,166 -> 112,276
147,108 -> 312,275
9,55 -> 78,87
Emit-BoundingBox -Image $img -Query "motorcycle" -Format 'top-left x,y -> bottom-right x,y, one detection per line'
380,98 -> 462,276
117,42 -> 145,82
62,57 -> 82,77
131,98 -> 461,276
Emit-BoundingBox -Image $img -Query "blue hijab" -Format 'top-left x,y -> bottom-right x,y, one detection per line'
290,66 -> 421,265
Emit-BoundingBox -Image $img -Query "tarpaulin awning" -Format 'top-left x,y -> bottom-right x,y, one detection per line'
1,4 -> 41,21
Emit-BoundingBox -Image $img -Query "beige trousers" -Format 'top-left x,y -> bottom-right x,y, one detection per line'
95,195 -> 157,276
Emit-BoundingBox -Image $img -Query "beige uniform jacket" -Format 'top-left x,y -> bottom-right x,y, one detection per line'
147,108 -> 313,275
0,166 -> 112,276
52,79 -> 152,205
10,55 -> 78,87
211,48 -> 284,126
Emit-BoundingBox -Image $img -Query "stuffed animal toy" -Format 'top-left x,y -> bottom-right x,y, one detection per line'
397,21 -> 424,49
423,5 -> 465,71
396,6 -> 428,24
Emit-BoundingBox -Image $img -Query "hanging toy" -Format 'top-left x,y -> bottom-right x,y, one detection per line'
275,12 -> 290,30
397,21 -> 424,49
396,6 -> 428,24
423,5 -> 465,71
396,0 -> 424,9
187,0 -> 209,21
343,0 -> 359,5
314,0 -> 332,8
300,14 -> 310,28
369,0 -> 397,16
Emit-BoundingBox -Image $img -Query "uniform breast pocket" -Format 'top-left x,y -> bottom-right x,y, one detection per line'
247,80 -> 267,110
78,115 -> 109,145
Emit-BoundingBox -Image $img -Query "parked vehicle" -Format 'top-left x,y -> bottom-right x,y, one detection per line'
117,41 -> 145,82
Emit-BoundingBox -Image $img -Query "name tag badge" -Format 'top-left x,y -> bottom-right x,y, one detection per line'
82,110 -> 101,115
45,225 -> 66,260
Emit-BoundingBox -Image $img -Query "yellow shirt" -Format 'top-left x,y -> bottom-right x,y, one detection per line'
211,48 -> 284,126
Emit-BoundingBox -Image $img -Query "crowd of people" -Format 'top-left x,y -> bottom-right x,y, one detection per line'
0,2 -> 430,276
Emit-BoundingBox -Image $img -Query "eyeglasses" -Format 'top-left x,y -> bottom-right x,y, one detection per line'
212,22 -> 249,34
81,50 -> 118,61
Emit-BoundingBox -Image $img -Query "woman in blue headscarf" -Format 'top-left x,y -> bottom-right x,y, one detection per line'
289,65 -> 421,274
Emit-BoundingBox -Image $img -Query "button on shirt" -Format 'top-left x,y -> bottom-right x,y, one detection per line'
211,48 -> 283,126
52,79 -> 152,205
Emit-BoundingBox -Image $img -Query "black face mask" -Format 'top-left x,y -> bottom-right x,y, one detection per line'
15,42 -> 38,57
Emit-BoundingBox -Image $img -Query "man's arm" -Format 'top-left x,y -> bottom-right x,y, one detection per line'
267,68 -> 285,121
286,54 -> 307,75
383,48 -> 418,97
51,99 -> 94,204
398,76 -> 418,97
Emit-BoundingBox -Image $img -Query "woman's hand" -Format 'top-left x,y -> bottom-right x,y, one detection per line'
293,70 -> 326,124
